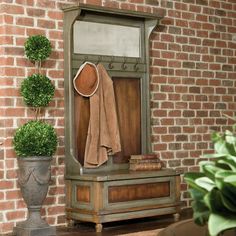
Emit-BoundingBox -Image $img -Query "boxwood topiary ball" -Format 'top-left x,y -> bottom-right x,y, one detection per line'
24,35 -> 52,62
13,120 -> 57,157
21,74 -> 55,107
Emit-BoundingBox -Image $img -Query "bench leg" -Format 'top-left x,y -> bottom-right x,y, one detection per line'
173,213 -> 180,222
96,223 -> 103,232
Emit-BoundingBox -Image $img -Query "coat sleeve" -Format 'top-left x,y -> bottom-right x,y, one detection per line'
99,65 -> 121,154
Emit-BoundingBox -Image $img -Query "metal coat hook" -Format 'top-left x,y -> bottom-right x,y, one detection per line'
82,56 -> 88,64
96,56 -> 101,65
134,58 -> 140,71
108,56 -> 114,69
121,57 -> 127,70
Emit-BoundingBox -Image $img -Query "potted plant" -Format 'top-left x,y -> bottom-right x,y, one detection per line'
184,125 -> 236,236
12,35 -> 57,236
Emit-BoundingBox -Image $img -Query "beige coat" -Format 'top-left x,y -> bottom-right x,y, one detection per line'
84,64 -> 121,168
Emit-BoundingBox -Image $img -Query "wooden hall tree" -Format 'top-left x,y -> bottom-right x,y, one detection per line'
63,4 -> 181,232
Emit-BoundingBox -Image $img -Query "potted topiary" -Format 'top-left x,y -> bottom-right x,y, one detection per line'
12,35 -> 57,236
184,125 -> 236,236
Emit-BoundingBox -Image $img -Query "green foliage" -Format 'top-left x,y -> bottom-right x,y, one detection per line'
184,129 -> 236,236
21,74 -> 55,107
13,121 -> 57,157
24,35 -> 52,62
13,35 -> 57,159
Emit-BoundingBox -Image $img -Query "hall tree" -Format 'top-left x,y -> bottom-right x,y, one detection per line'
63,4 -> 181,232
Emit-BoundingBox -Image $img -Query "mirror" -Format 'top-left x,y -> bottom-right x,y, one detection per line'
73,21 -> 141,57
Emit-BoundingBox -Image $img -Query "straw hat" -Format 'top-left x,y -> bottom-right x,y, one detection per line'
73,62 -> 99,97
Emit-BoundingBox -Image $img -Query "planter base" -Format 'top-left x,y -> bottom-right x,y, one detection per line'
13,225 -> 56,236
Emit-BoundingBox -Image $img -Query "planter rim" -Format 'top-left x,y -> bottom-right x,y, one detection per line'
17,156 -> 52,161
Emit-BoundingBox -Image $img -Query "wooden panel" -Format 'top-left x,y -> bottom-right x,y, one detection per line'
74,77 -> 141,165
74,93 -> 90,165
76,185 -> 90,203
108,182 -> 170,203
112,77 -> 141,163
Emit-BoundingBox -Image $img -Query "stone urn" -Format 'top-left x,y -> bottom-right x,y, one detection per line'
13,157 -> 56,236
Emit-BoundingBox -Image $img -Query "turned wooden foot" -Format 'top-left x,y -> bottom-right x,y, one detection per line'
67,219 -> 76,227
173,213 -> 180,222
96,223 -> 103,232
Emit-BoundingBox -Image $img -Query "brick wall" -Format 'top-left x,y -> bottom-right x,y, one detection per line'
0,0 -> 235,234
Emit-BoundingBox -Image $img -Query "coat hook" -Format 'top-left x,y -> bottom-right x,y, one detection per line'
122,57 -> 127,70
134,58 -> 140,71
108,56 -> 114,69
82,56 -> 88,64
96,56 -> 101,65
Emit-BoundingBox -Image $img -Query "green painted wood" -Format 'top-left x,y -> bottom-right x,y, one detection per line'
62,3 -> 163,21
63,5 -> 179,232
65,169 -> 182,182
63,4 -> 160,174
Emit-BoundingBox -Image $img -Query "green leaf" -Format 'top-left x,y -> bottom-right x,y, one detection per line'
214,140 -> 229,155
211,131 -> 222,143
218,159 -> 236,171
188,188 -> 205,201
220,191 -> 236,213
200,162 -> 220,181
204,189 -> 226,213
215,171 -> 236,203
192,200 -> 209,226
208,213 -> 236,236
195,177 -> 215,192
224,174 -> 236,185
184,172 -> 207,193
225,130 -> 236,144
203,153 -> 228,159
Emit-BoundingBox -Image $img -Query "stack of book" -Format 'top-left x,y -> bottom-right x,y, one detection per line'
129,154 -> 163,171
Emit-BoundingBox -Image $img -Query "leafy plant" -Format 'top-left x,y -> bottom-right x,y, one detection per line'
13,121 -> 57,157
21,74 -> 55,107
13,35 -> 57,158
184,128 -> 236,236
24,35 -> 52,62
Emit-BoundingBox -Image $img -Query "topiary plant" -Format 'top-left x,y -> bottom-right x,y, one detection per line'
24,35 -> 52,62
21,74 -> 55,107
13,120 -> 57,157
13,35 -> 57,158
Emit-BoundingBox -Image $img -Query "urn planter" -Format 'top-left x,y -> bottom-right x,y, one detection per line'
13,157 -> 56,236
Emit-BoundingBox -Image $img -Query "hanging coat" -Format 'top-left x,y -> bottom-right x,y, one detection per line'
74,63 -> 121,168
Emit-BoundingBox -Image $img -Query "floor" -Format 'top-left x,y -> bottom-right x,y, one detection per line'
56,211 -> 192,236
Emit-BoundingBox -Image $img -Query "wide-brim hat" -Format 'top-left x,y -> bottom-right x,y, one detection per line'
73,62 -> 99,97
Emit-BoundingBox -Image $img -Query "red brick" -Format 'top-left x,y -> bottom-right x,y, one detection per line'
0,36 -> 13,45
36,0 -> 56,8
5,190 -> 22,200
15,0 -> 34,5
26,8 -> 45,17
6,211 -> 26,221
37,19 -> 56,29
47,205 -> 65,215
0,4 -> 24,14
0,181 -> 14,189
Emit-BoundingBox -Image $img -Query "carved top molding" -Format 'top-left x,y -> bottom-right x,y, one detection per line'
62,3 -> 164,21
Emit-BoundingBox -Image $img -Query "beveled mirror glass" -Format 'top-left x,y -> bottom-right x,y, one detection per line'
73,21 -> 141,57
